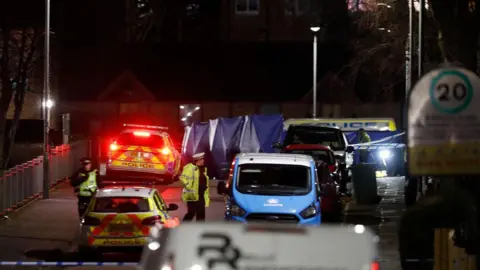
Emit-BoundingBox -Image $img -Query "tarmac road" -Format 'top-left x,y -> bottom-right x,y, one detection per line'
0,177 -> 405,270
0,180 -> 224,270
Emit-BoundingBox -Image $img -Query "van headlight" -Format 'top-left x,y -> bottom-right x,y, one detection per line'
300,203 -> 317,219
379,150 -> 392,160
228,202 -> 246,217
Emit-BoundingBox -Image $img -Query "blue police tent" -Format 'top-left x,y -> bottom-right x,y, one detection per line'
182,114 -> 284,179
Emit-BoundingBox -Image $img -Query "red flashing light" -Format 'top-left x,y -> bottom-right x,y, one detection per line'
110,143 -> 119,151
371,261 -> 380,270
134,131 -> 151,137
161,147 -> 171,155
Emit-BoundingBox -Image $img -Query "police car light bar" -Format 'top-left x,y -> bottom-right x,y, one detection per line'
99,180 -> 155,189
123,124 -> 169,130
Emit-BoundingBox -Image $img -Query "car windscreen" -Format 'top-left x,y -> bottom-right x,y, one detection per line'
93,197 -> 151,213
285,127 -> 345,151
236,163 -> 311,195
116,132 -> 165,148
285,149 -> 334,165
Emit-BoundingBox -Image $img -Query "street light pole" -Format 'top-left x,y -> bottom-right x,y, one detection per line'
418,0 -> 425,77
310,26 -> 320,119
43,0 -> 51,199
406,0 -> 413,94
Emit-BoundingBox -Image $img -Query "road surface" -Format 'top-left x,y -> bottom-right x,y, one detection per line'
0,177 -> 405,270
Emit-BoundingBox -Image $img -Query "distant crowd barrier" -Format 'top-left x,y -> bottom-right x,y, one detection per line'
0,140 -> 88,216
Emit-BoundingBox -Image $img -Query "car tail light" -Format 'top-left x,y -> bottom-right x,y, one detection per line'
110,143 -> 119,151
134,131 -> 150,137
82,216 -> 101,226
142,216 -> 164,226
160,147 -> 171,155
371,261 -> 380,270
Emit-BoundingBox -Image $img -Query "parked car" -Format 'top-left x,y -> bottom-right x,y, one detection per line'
283,144 -> 343,221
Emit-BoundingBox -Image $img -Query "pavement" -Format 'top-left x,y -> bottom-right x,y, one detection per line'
0,177 -> 406,270
344,177 -> 405,270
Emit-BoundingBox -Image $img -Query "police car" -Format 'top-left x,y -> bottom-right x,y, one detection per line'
100,124 -> 182,184
140,223 -> 379,270
77,185 -> 179,253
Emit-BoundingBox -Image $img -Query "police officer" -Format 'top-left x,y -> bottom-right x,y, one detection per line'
180,152 -> 210,221
357,128 -> 371,163
70,158 -> 98,217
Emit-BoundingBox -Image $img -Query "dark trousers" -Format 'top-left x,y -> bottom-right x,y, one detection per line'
78,196 -> 92,217
359,150 -> 369,163
399,195 -> 470,270
183,199 -> 206,221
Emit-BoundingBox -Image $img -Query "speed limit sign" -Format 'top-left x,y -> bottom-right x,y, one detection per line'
429,70 -> 473,114
408,67 -> 480,175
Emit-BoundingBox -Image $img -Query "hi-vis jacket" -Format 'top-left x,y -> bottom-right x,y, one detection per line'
74,169 -> 98,197
359,132 -> 371,144
179,163 -> 210,207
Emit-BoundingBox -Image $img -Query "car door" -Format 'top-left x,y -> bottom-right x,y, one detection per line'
153,192 -> 171,219
313,166 -> 322,212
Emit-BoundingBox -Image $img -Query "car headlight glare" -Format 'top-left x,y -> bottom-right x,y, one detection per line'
229,203 -> 246,217
300,203 -> 317,219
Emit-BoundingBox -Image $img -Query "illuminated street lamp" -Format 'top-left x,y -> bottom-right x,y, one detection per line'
310,25 -> 320,118
179,105 -> 185,109
42,99 -> 54,108
377,3 -> 391,8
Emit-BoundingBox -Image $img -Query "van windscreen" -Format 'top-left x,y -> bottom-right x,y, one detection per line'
285,126 -> 345,151
236,164 -> 311,195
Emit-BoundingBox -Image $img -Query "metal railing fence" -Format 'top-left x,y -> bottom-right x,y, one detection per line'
0,140 -> 88,215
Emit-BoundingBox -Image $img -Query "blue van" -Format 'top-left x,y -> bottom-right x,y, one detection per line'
217,153 -> 322,225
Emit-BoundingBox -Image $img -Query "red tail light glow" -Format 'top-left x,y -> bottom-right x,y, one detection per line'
371,261 -> 380,270
110,143 -> 119,151
134,131 -> 151,137
142,216 -> 163,226
82,216 -> 101,226
161,147 -> 171,155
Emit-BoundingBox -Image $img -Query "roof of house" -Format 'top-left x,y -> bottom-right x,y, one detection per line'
58,43 -> 346,102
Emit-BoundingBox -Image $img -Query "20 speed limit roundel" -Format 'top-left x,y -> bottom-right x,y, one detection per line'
429,70 -> 473,114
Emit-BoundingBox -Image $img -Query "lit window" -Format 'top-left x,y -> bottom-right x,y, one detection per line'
235,0 -> 259,14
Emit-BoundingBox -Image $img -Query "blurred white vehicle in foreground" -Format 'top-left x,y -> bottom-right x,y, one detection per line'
140,222 -> 379,270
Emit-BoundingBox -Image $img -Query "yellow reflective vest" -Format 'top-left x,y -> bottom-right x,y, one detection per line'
179,163 -> 210,207
78,170 -> 98,197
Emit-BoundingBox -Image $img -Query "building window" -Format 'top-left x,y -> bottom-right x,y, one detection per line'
235,0 -> 259,14
179,104 -> 201,125
285,0 -> 310,16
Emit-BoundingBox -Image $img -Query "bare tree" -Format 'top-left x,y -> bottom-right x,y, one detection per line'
0,26 -> 42,169
339,0 -> 438,102
429,0 -> 479,71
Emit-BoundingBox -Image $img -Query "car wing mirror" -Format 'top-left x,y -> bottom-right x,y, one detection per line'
167,203 -> 179,211
346,146 -> 354,153
271,142 -> 282,149
217,181 -> 228,195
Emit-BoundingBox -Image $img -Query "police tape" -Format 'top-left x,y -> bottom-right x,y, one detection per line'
0,261 -> 138,266
0,259 -> 435,266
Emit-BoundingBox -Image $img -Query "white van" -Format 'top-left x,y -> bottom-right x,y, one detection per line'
140,223 -> 379,270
